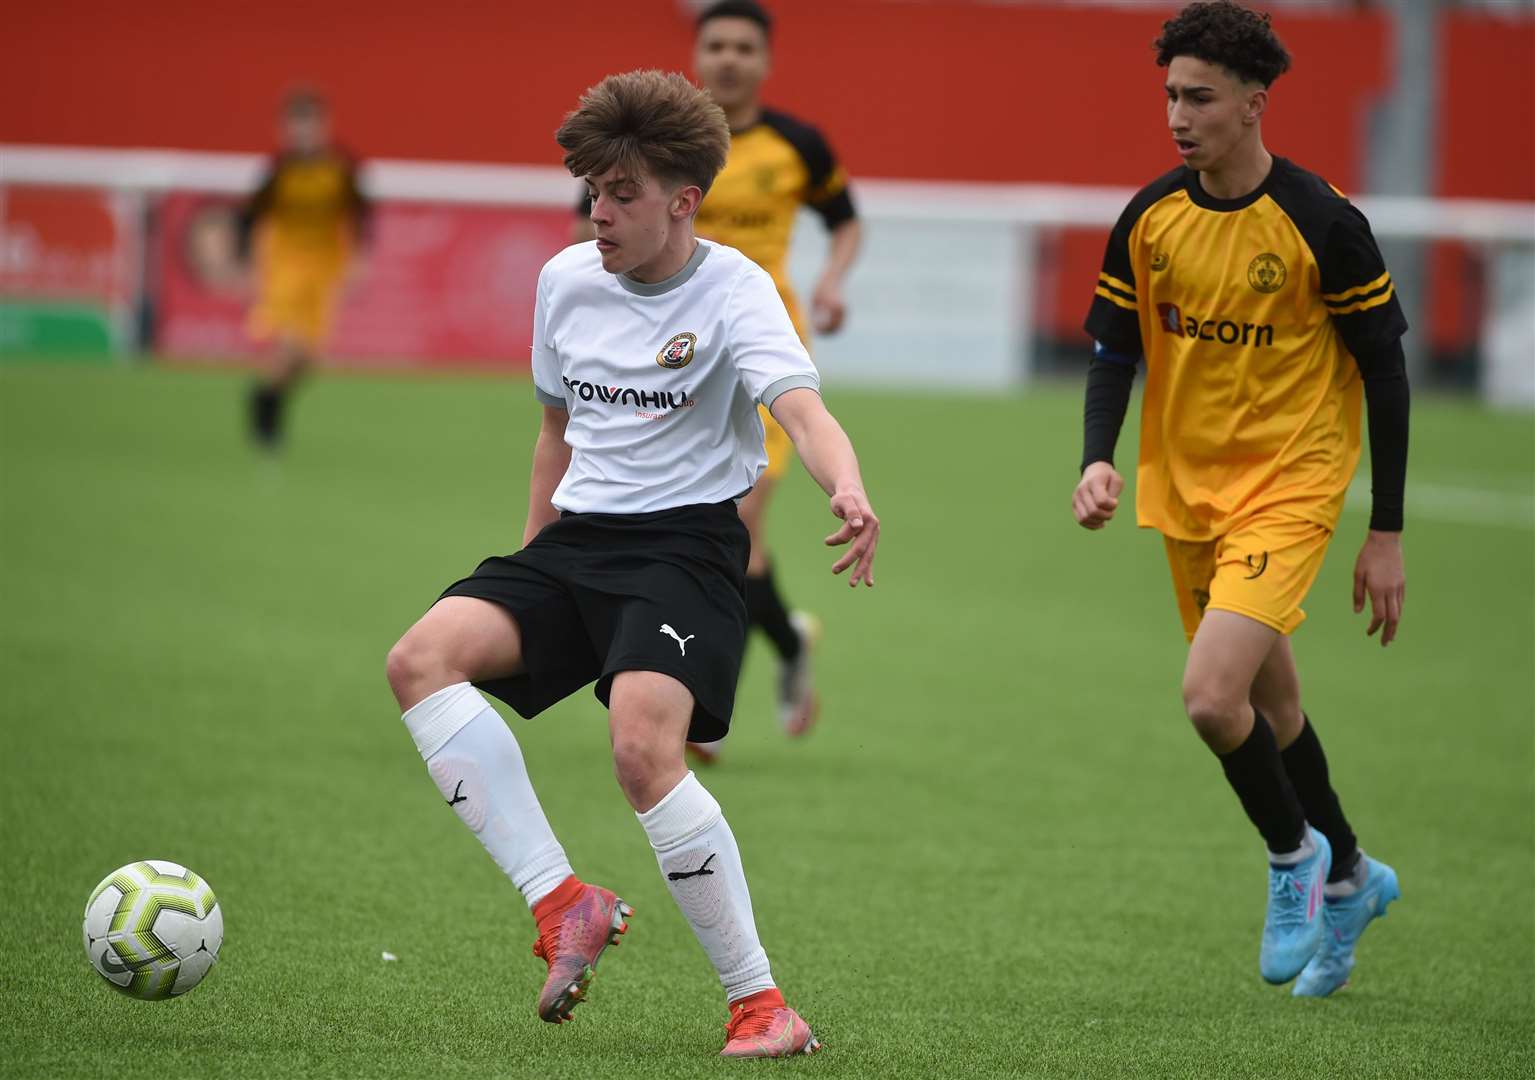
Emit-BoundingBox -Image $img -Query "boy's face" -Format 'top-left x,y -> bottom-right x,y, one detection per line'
1165,56 -> 1265,173
281,108 -> 330,154
584,165 -> 701,278
693,16 -> 770,114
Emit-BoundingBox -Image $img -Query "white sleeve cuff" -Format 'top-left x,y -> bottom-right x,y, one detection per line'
534,387 -> 568,408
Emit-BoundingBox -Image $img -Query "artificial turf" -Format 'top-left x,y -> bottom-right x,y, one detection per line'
2,362 -> 1531,1078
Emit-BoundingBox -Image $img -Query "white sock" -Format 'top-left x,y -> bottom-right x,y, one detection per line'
402,683 -> 572,908
636,772 -> 775,1002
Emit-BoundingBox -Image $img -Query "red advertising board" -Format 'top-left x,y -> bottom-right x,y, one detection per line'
0,186 -> 133,303
0,185 -> 135,353
154,193 -> 571,369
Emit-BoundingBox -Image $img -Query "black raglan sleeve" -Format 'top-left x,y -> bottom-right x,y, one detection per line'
1321,205 -> 1410,532
236,154 -> 283,261
1083,200 -> 1144,358
1079,195 -> 1152,471
1320,204 -> 1408,356
769,113 -> 856,230
342,152 -> 372,246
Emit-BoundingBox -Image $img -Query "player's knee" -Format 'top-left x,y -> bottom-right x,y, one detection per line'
385,632 -> 449,710
1182,680 -> 1246,748
609,701 -> 685,801
610,734 -> 680,806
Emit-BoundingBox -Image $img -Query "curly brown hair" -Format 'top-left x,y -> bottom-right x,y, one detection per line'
555,70 -> 730,194
1154,2 -> 1292,87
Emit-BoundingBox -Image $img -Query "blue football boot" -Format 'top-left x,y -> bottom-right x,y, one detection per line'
1293,853 -> 1400,997
1260,826 -> 1331,984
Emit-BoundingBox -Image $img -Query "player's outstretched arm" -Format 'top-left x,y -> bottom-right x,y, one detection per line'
769,388 -> 879,587
522,406 -> 572,547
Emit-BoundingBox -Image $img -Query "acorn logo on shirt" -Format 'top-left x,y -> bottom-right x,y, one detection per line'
1157,302 -> 1275,348
657,332 -> 698,369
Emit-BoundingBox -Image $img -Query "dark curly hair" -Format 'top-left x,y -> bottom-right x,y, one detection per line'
1154,2 -> 1292,88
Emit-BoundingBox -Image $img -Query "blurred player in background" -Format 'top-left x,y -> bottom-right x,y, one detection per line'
1072,1 -> 1407,996
238,88 -> 369,450
576,0 -> 862,761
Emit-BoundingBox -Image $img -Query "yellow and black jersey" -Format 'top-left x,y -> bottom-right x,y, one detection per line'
239,148 -> 369,263
1085,157 -> 1408,541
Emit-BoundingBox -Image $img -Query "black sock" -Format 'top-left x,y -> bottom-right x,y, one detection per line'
745,563 -> 801,662
1218,710 -> 1308,855
249,383 -> 285,447
1281,716 -> 1360,883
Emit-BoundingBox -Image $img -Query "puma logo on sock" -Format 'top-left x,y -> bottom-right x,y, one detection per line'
666,854 -> 717,881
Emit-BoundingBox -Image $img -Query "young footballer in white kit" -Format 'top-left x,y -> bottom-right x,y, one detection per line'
385,69 -> 879,1058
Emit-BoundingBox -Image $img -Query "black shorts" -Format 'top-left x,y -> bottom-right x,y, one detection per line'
437,501 -> 750,743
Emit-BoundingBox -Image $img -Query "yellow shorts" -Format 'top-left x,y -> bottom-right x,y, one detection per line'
248,259 -> 345,347
761,405 -> 793,481
1162,513 -> 1333,641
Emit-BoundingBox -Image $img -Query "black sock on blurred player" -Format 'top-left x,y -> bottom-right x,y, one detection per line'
1218,710 -> 1308,855
1280,715 -> 1359,882
745,563 -> 801,662
249,383 -> 284,447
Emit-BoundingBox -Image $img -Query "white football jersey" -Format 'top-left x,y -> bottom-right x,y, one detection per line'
532,239 -> 820,515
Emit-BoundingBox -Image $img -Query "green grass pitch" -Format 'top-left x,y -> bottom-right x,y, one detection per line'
1,362 -> 1531,1079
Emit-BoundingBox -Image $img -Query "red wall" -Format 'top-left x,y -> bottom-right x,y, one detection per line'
5,0 -> 1397,191
1428,12 -> 1535,352
6,2 -> 1529,356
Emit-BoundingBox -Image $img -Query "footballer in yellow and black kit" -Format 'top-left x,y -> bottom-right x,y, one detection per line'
236,111 -> 370,451
700,108 -> 854,480
240,148 -> 369,349
1083,156 -> 1410,640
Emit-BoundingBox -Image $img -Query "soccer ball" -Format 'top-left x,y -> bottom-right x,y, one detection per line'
82,860 -> 223,1000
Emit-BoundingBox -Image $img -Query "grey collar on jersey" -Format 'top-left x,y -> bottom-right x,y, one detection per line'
617,241 -> 711,297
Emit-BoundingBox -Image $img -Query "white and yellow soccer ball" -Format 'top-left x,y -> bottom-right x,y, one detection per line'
82,860 -> 223,1000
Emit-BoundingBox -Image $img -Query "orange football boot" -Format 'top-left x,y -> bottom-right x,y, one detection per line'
530,876 -> 632,1023
719,988 -> 820,1058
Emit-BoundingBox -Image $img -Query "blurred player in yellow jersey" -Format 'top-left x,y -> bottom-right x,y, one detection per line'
239,89 -> 369,449
579,1 -> 862,757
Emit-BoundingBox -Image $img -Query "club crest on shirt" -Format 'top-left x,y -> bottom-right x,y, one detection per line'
1150,251 -> 1170,272
657,332 -> 698,369
1247,252 -> 1287,294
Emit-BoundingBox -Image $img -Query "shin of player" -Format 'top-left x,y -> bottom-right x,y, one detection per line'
1072,1 -> 1406,994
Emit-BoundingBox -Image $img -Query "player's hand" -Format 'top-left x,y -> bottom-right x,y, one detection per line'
811,279 -> 847,335
1072,461 -> 1124,530
1353,530 -> 1405,646
825,488 -> 878,587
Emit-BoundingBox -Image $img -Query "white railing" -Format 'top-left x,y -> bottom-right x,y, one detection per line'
4,143 -> 1533,397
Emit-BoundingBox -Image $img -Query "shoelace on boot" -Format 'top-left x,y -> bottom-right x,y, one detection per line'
724,1002 -> 780,1042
